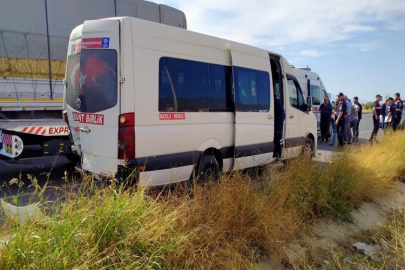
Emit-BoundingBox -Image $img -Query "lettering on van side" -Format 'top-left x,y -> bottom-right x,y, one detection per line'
72,112 -> 105,125
159,113 -> 185,120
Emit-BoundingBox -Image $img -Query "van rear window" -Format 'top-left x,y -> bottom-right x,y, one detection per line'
65,49 -> 117,113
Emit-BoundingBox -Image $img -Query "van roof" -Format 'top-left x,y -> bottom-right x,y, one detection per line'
293,68 -> 321,80
69,17 -> 293,75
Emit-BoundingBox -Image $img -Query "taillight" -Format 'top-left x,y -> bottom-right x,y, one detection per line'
62,110 -> 68,125
118,113 -> 135,160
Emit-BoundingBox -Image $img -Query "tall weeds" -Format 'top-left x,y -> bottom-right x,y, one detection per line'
0,131 -> 404,269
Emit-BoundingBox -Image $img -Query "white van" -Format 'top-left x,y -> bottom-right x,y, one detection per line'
63,17 -> 317,186
293,68 -> 333,134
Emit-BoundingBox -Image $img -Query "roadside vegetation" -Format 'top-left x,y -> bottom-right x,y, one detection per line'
0,131 -> 404,269
362,102 -> 373,111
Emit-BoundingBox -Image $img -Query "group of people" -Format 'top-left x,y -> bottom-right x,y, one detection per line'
319,93 -> 363,147
319,92 -> 403,147
274,91 -> 402,157
369,92 -> 403,141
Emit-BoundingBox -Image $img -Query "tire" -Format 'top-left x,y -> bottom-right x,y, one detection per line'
188,154 -> 220,194
302,137 -> 314,158
196,154 -> 220,183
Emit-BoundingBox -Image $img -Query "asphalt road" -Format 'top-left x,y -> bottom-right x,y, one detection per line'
0,113 -> 379,205
317,113 -> 376,151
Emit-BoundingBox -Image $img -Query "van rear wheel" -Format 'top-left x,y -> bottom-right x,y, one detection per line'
196,154 -> 220,183
188,154 -> 220,195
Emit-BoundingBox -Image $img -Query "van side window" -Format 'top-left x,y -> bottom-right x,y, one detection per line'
233,67 -> 270,112
159,57 -> 209,112
287,78 -> 306,111
287,79 -> 298,108
209,64 -> 233,110
296,82 -> 305,111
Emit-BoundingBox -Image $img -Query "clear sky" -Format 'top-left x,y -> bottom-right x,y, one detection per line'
160,0 -> 405,103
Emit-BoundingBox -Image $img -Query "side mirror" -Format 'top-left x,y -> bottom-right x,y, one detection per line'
306,96 -> 313,111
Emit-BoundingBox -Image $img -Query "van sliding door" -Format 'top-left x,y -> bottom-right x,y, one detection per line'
230,45 -> 276,170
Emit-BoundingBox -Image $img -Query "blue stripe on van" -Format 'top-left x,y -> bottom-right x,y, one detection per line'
235,142 -> 274,158
129,138 -> 304,172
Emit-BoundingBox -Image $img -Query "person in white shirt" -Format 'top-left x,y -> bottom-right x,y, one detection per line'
351,102 -> 359,143
344,96 -> 353,143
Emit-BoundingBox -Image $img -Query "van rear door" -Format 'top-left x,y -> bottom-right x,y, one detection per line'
67,20 -> 121,174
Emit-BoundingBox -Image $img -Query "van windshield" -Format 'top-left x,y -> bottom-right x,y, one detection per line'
65,49 -> 117,113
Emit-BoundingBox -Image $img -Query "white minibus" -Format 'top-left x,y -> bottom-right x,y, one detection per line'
63,17 -> 317,186
293,67 -> 334,133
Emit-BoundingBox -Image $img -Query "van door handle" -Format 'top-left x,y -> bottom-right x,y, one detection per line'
289,114 -> 294,118
267,114 -> 273,119
80,128 -> 91,133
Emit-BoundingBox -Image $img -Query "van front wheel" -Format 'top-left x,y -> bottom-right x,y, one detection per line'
302,137 -> 314,158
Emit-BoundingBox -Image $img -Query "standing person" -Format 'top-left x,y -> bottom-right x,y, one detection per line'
381,99 -> 388,130
335,93 -> 347,147
319,97 -> 333,142
344,96 -> 353,143
386,97 -> 396,131
369,94 -> 382,142
351,101 -> 360,143
353,97 -> 362,140
273,92 -> 285,160
394,93 -> 403,131
329,98 -> 339,146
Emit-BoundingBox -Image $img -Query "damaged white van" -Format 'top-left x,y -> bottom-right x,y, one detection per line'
63,17 -> 317,186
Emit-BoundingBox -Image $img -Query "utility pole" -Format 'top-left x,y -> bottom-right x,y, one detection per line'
44,0 -> 53,100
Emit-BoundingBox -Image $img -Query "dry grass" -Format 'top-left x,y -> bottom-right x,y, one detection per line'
0,57 -> 66,80
283,206 -> 405,270
0,131 -> 404,269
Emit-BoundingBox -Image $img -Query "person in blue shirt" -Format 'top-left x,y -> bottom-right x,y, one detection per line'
381,99 -> 388,130
369,94 -> 382,142
335,92 -> 347,147
319,97 -> 332,142
394,92 -> 403,131
273,92 -> 285,159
